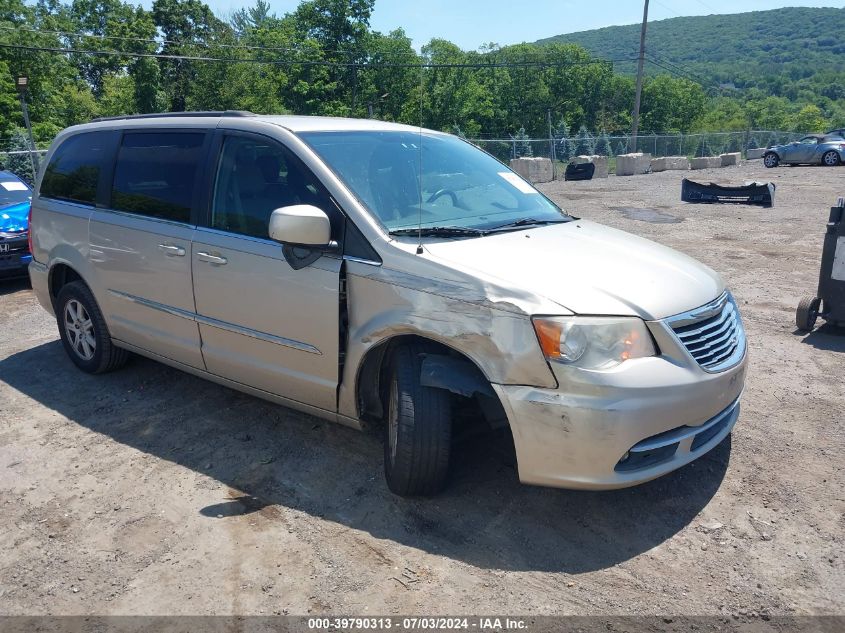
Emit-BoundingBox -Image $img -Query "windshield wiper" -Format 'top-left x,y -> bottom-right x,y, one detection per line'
486,217 -> 570,232
389,226 -> 486,238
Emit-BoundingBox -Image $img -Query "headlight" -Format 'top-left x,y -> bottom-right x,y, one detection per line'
532,316 -> 656,370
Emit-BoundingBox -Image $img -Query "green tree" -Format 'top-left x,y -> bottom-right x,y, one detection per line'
292,0 -> 375,115
640,75 -> 706,133
790,104 -> 827,133
513,127 -> 532,158
153,0 -> 230,111
594,128 -> 612,156
99,73 -> 135,116
615,140 -> 628,156
553,118 -> 572,160
573,125 -> 595,156
5,129 -> 37,185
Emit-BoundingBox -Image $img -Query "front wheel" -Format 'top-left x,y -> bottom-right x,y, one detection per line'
56,281 -> 129,374
796,296 -> 821,332
822,150 -> 841,167
383,343 -> 452,496
763,153 -> 779,168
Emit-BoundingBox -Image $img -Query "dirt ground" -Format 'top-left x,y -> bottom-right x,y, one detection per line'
1,162 -> 843,619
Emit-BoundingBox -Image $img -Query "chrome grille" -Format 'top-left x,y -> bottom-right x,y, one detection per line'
668,292 -> 745,372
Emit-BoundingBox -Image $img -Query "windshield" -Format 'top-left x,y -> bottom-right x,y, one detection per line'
298,130 -> 569,233
0,178 -> 31,207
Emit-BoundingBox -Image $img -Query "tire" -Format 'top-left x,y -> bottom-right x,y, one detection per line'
796,296 -> 821,332
383,343 -> 452,496
763,153 -> 779,168
822,150 -> 841,167
56,281 -> 129,374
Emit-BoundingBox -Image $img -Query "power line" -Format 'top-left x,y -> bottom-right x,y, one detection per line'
0,24 -> 346,57
691,0 -> 718,12
0,41 -> 633,70
0,24 -> 633,65
650,0 -> 681,17
647,55 -> 714,88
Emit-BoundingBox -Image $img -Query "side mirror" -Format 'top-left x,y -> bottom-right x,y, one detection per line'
268,205 -> 331,246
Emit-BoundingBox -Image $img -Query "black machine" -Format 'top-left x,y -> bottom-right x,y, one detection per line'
796,197 -> 845,331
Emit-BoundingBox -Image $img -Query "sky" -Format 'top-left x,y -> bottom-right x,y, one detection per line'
199,0 -> 845,51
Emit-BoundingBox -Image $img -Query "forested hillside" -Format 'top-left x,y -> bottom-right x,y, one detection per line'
538,7 -> 845,86
1,0 -> 843,170
538,7 -> 845,131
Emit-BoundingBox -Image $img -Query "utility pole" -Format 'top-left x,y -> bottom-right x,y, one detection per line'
629,0 -> 649,153
16,76 -> 40,178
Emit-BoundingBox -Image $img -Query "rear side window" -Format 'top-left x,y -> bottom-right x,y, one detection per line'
110,132 -> 205,223
40,132 -> 111,205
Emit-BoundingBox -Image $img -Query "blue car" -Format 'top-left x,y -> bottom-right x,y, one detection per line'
0,170 -> 33,279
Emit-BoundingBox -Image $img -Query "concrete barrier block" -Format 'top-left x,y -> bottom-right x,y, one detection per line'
509,157 -> 553,183
720,152 -> 741,167
664,156 -> 691,171
690,156 -> 722,170
746,148 -> 765,160
650,156 -> 689,172
509,158 -> 530,181
570,155 -> 609,178
616,153 -> 652,176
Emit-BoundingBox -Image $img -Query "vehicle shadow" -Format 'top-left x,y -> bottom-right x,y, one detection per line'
796,323 -> 845,352
0,341 -> 731,574
0,277 -> 31,296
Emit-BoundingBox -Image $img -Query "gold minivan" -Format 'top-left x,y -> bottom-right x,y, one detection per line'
29,112 -> 747,496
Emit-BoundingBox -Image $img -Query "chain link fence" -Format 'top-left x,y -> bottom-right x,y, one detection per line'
0,148 -> 48,185
0,132 -> 809,185
469,130 -> 804,164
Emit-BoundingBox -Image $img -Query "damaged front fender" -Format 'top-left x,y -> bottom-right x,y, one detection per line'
336,257 -> 562,423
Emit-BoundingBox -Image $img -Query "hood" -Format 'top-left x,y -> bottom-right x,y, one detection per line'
421,220 -> 724,320
0,200 -> 30,233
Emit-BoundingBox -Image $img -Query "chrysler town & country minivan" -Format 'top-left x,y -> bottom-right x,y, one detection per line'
29,112 -> 747,496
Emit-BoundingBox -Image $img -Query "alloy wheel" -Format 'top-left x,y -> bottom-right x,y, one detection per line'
64,299 -> 96,361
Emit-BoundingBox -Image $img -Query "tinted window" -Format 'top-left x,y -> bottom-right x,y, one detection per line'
111,132 -> 205,223
211,135 -> 336,239
40,132 -> 111,205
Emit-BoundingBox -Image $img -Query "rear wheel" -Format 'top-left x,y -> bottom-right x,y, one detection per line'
383,343 -> 452,496
822,150 -> 840,167
796,296 -> 821,332
56,281 -> 129,374
763,153 -> 779,168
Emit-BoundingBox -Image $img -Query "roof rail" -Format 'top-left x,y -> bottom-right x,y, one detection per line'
91,110 -> 256,123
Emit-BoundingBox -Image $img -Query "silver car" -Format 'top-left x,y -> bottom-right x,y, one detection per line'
28,112 -> 747,496
763,134 -> 845,167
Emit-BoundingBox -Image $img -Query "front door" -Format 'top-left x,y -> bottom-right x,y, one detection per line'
191,131 -> 341,412
795,137 -> 819,163
89,130 -> 208,369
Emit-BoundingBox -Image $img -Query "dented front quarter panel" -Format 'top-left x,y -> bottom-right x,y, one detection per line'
337,243 -> 565,421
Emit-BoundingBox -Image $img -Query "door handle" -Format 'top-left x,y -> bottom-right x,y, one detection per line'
158,243 -> 186,257
196,251 -> 228,266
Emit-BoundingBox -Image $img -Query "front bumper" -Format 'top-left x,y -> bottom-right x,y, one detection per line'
0,233 -> 31,278
493,330 -> 747,490
0,252 -> 31,277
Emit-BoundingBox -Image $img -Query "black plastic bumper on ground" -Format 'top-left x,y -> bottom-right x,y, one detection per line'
681,178 -> 775,207
565,162 -> 595,181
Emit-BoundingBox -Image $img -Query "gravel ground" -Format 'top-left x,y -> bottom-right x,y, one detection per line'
0,162 -> 843,618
